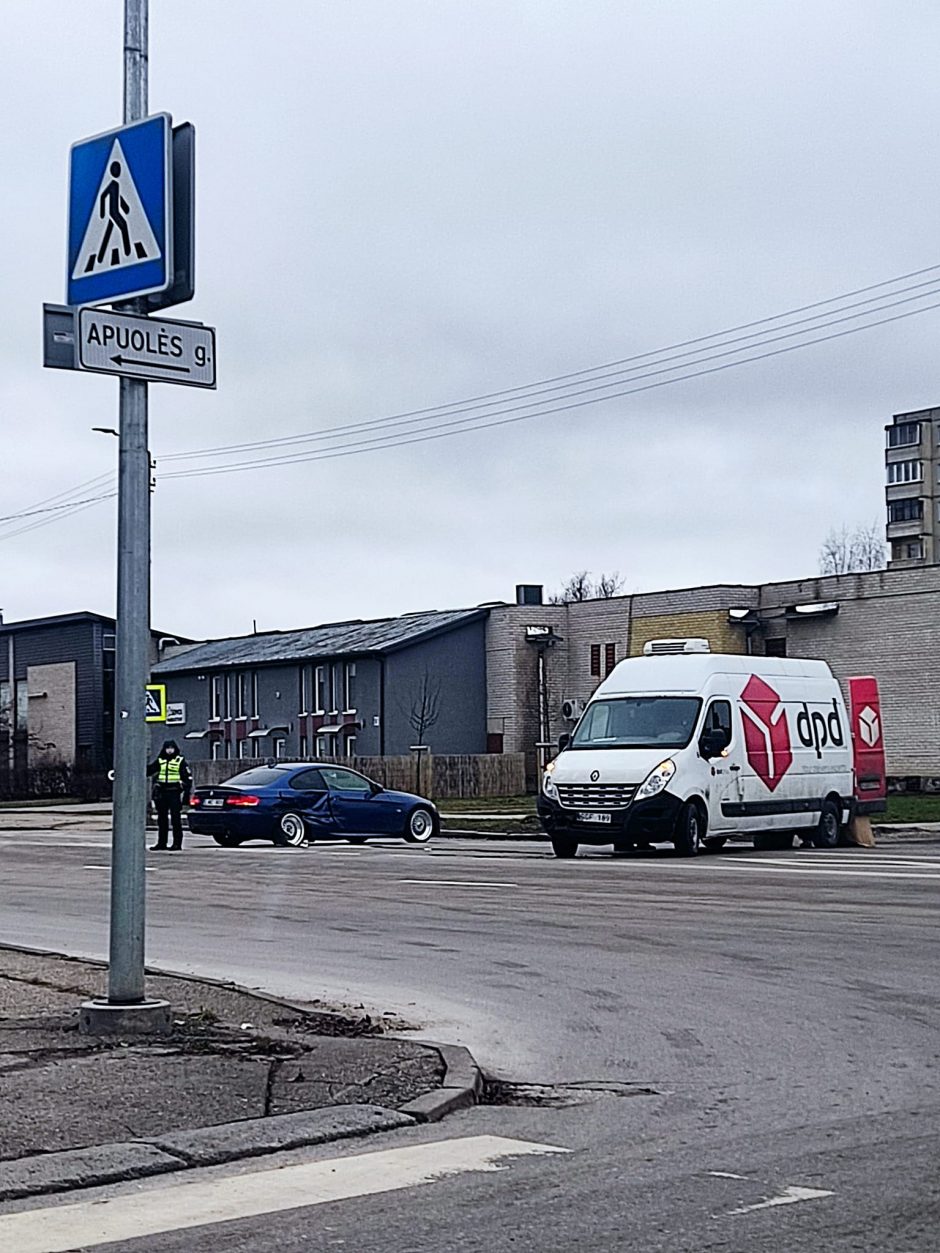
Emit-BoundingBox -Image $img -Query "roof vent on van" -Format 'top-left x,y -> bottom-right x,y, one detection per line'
643,638 -> 711,656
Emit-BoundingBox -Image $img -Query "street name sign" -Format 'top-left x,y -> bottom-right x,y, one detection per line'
78,308 -> 216,388
68,114 -> 172,307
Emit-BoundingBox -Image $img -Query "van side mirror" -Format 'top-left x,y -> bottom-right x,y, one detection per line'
558,733 -> 571,752
700,728 -> 730,759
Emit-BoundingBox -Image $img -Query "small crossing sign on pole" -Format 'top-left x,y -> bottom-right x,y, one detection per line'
67,115 -> 173,308
145,684 -> 167,723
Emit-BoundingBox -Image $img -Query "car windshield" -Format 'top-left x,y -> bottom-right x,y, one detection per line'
222,767 -> 290,788
570,697 -> 702,749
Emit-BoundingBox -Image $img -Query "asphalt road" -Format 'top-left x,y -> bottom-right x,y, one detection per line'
0,828 -> 937,1251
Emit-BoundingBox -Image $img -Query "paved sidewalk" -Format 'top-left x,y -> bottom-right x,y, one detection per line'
0,947 -> 479,1202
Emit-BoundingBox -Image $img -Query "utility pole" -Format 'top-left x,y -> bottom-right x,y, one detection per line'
80,0 -> 169,1033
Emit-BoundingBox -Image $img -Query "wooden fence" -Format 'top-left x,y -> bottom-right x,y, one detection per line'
191,753 -> 526,799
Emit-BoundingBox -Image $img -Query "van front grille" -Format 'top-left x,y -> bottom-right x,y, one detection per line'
557,783 -> 637,810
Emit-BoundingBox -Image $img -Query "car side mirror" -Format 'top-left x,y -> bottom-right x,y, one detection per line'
700,729 -> 729,759
370,782 -> 384,795
558,733 -> 571,752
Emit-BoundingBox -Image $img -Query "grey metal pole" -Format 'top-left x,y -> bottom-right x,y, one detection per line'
108,0 -> 150,1005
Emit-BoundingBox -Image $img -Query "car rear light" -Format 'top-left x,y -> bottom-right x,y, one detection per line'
190,795 -> 201,806
225,794 -> 261,807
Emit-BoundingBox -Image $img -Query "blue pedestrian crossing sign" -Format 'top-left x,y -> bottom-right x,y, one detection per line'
67,114 -> 173,308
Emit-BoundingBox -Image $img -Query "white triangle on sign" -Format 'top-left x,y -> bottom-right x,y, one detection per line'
71,138 -> 161,280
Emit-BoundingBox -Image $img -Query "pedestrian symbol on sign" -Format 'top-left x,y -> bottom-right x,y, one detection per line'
71,139 -> 161,279
145,684 -> 167,723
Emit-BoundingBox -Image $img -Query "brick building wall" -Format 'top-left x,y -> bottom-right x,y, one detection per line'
628,609 -> 747,657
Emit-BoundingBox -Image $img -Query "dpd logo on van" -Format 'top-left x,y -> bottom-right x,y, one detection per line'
740,675 -> 793,792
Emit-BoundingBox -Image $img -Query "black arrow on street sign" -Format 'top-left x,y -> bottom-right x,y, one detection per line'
109,354 -> 192,373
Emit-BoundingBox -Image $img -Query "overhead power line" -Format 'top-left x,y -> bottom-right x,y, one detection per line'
160,262 -> 940,465
159,285 -> 940,481
3,262 -> 940,539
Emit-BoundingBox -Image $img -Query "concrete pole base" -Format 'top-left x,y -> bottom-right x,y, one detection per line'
79,999 -> 172,1036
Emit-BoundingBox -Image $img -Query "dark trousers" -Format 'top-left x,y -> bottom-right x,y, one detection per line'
154,787 -> 184,848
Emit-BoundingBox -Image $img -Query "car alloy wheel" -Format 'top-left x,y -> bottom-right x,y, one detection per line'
277,812 -> 307,847
405,807 -> 434,843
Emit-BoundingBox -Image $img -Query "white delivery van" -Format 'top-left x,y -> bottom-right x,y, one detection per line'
537,639 -> 858,859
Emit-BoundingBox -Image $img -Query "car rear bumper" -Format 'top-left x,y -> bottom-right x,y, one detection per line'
536,792 -> 683,844
187,810 -> 274,839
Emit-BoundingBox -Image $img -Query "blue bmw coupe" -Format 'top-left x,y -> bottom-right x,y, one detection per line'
187,763 -> 439,848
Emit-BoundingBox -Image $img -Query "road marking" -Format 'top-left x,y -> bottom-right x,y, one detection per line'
726,1183 -> 834,1216
722,863 -> 940,881
397,878 -> 519,889
709,1170 -> 750,1180
0,1134 -> 568,1253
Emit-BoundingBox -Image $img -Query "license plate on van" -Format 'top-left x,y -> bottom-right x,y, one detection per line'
578,812 -> 611,824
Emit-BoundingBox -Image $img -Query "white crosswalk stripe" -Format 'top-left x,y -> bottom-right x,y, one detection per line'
719,851 -> 940,880
0,1135 -> 568,1252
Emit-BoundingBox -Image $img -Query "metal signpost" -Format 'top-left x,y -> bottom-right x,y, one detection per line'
42,0 -> 216,1033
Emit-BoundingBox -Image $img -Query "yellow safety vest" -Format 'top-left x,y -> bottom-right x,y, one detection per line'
157,757 -> 183,785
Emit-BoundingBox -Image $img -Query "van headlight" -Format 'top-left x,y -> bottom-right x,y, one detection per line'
542,761 -> 560,802
635,759 -> 676,800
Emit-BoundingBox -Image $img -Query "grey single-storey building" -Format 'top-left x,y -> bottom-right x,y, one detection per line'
150,608 -> 488,763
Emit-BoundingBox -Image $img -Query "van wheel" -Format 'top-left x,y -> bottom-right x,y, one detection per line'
703,837 -> 727,853
812,799 -> 842,849
674,802 -> 705,856
550,835 -> 578,858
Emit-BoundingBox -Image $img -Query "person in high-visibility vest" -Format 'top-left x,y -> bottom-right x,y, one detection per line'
146,739 -> 193,851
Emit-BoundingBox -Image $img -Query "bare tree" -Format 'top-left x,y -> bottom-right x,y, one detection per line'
549,571 -> 625,603
549,571 -> 593,604
594,571 -> 625,599
406,670 -> 442,745
819,522 -> 886,575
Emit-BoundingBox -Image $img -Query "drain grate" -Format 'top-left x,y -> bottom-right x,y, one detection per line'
482,1079 -> 660,1107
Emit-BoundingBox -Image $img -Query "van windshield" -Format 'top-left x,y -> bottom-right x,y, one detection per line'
570,697 -> 702,749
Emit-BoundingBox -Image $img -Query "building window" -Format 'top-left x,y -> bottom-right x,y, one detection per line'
346,735 -> 356,758
299,733 -> 308,759
887,421 -> 921,448
892,539 -> 924,561
211,739 -> 223,761
344,662 -> 357,712
316,734 -> 329,758
765,638 -> 787,657
887,498 -> 923,523
273,737 -> 286,760
210,675 -> 225,720
299,665 -> 310,714
886,459 -> 922,484
604,643 -> 616,676
590,644 -> 601,676
315,665 -> 328,714
237,737 -> 251,759
235,672 -> 249,718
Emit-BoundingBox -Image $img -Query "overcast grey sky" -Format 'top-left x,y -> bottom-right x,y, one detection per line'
2,1 -> 939,639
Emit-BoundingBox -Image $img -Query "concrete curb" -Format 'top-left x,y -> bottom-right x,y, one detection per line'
399,1041 -> 484,1123
0,1107 -> 414,1202
0,946 -> 486,1200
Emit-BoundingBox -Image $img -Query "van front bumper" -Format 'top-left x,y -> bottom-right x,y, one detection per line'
537,791 -> 683,845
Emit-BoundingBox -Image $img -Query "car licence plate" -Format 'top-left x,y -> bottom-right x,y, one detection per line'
204,798 -> 224,808
578,811 -> 611,824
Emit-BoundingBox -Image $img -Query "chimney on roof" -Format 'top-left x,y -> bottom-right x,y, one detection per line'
515,584 -> 543,606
